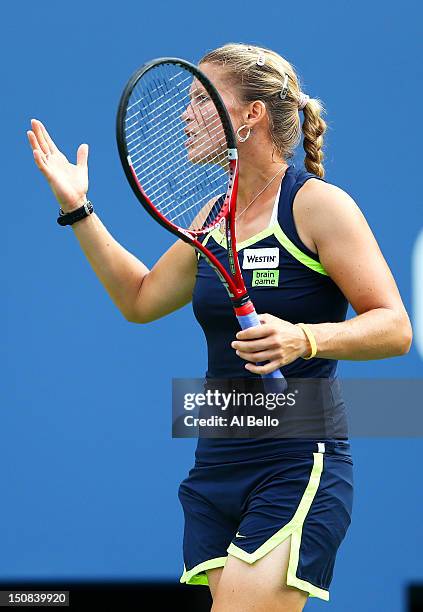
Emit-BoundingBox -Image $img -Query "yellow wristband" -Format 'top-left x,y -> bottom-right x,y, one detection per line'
296,323 -> 318,360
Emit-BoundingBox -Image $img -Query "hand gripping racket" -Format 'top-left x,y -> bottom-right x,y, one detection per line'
116,57 -> 286,390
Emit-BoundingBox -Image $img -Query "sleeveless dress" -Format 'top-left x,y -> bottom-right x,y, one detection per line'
178,164 -> 354,602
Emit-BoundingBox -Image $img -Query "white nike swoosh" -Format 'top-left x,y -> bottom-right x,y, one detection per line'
235,532 -> 247,538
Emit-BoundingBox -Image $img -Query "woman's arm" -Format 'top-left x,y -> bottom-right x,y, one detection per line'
71,214 -> 197,323
296,179 -> 413,359
232,179 -> 412,374
28,119 -> 197,323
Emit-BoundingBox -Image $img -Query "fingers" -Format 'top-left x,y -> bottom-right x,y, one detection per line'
234,313 -> 283,340
244,361 -> 281,375
76,143 -> 89,167
235,323 -> 272,341
30,119 -> 51,155
236,348 -> 280,363
38,120 -> 58,151
32,148 -> 51,178
27,130 -> 44,156
232,337 -> 277,353
27,130 -> 51,177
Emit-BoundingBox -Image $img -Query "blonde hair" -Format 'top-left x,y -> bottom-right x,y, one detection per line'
199,43 -> 327,178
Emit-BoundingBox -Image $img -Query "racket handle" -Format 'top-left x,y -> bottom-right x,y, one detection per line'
235,309 -> 288,391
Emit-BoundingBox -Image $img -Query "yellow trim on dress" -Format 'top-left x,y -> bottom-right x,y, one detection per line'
180,556 -> 227,585
226,452 -> 329,601
196,223 -> 328,276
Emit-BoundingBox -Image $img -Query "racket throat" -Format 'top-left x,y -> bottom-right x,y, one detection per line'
232,295 -> 254,316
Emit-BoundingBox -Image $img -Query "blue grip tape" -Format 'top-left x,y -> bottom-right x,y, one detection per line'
236,311 -> 287,389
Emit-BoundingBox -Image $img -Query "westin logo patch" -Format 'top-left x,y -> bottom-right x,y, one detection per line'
242,248 -> 279,269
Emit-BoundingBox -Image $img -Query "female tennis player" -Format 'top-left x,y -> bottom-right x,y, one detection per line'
28,43 -> 412,611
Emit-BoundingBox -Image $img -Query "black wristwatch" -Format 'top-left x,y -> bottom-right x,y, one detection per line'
57,199 -> 94,226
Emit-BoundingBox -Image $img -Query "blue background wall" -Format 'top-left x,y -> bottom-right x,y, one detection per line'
2,0 -> 422,610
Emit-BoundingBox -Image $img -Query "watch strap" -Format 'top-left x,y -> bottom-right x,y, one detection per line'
57,200 -> 93,226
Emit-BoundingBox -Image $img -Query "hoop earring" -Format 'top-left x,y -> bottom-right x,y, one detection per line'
236,124 -> 251,143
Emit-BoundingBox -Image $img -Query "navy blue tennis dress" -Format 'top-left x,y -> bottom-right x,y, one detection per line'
178,164 -> 354,602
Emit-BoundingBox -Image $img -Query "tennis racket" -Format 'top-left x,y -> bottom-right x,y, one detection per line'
116,57 -> 286,389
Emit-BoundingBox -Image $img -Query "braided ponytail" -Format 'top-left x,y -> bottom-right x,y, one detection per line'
301,98 -> 327,178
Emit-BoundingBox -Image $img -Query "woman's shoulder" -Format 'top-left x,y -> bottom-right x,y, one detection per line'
292,172 -> 367,253
294,174 -> 363,221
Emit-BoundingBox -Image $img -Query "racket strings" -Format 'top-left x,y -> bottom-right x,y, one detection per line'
124,63 -> 231,231
131,114 -> 224,176
130,111 -> 224,168
128,80 -> 226,173
139,143 -> 227,199
156,165 -> 228,218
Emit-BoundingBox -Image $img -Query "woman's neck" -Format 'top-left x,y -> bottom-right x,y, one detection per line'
236,155 -> 288,215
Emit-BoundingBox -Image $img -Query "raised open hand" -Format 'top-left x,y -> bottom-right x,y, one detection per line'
27,119 -> 89,212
